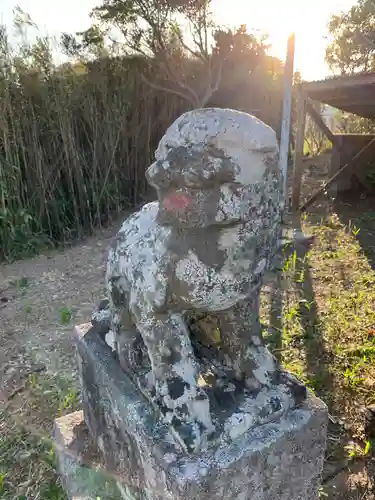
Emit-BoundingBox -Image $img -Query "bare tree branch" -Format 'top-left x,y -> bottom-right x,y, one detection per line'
90,0 -> 223,109
140,72 -> 197,106
198,56 -> 223,107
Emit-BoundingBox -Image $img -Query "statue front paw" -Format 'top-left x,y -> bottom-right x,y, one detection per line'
91,298 -> 111,336
277,370 -> 307,405
157,376 -> 214,453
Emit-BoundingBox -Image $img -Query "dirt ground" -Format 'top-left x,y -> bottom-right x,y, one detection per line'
0,226 -> 116,397
1,154 -> 375,498
0,221 -> 123,498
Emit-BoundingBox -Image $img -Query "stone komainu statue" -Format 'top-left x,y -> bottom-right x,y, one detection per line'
99,108 -> 306,453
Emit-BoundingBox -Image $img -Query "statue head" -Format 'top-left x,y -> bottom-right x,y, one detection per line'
146,108 -> 282,229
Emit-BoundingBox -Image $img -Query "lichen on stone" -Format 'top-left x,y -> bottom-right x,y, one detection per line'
94,108 -> 306,454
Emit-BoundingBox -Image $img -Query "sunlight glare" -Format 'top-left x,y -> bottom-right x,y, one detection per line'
213,0 -> 355,80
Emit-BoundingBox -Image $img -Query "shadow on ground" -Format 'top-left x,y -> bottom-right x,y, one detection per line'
268,219 -> 334,402
323,458 -> 375,499
334,194 -> 375,272
265,217 -> 355,482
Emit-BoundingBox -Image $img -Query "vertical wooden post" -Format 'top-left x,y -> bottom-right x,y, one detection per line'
327,145 -> 341,197
291,88 -> 307,211
279,33 -> 295,202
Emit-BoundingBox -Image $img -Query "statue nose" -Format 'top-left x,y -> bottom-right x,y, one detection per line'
146,161 -> 171,189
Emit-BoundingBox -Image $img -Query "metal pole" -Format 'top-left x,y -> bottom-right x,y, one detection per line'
279,33 -> 296,206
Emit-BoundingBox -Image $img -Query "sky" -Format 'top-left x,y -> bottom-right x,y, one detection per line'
1,0 -> 356,80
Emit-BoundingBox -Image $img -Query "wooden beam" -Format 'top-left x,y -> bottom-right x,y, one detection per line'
291,89 -> 307,211
300,136 -> 375,212
302,72 -> 375,94
305,99 -> 341,149
308,88 -> 375,105
323,94 -> 375,107
325,105 -> 375,120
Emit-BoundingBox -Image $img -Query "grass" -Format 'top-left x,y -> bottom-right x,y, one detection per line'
0,372 -> 80,499
263,211 -> 375,475
0,422 -> 66,500
59,306 -> 74,325
10,277 -> 31,290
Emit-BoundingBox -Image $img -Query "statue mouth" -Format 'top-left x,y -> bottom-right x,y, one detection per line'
162,192 -> 193,212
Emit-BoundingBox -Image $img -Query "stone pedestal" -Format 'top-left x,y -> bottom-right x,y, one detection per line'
53,411 -> 125,499
53,109 -> 328,500
62,322 -> 328,500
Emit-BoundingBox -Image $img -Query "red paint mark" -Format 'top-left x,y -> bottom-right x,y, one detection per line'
163,193 -> 193,211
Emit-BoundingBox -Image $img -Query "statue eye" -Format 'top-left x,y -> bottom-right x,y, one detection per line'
185,172 -> 201,187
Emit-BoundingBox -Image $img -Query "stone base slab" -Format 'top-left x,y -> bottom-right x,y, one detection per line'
53,410 -> 138,499
75,323 -> 328,500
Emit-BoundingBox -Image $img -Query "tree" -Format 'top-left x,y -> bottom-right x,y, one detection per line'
204,25 -> 284,133
209,25 -> 272,101
325,1 -> 375,134
326,0 -> 375,74
61,25 -> 109,60
62,2 -> 276,110
212,25 -> 268,73
304,103 -> 331,156
0,7 -> 54,78
335,110 -> 375,134
82,0 -> 223,108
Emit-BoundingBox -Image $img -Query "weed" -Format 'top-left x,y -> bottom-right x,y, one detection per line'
282,250 -> 297,273
0,416 -> 66,499
29,372 -> 39,389
59,387 -> 80,415
0,472 -> 6,494
318,486 -> 329,498
345,440 -> 372,458
0,371 -> 81,499
262,213 -> 375,475
298,298 -> 314,311
59,307 -> 73,324
295,269 -> 305,283
24,304 -> 32,314
343,365 -> 365,388
11,276 -> 30,289
28,372 -> 80,417
352,225 -> 361,237
284,304 -> 300,322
